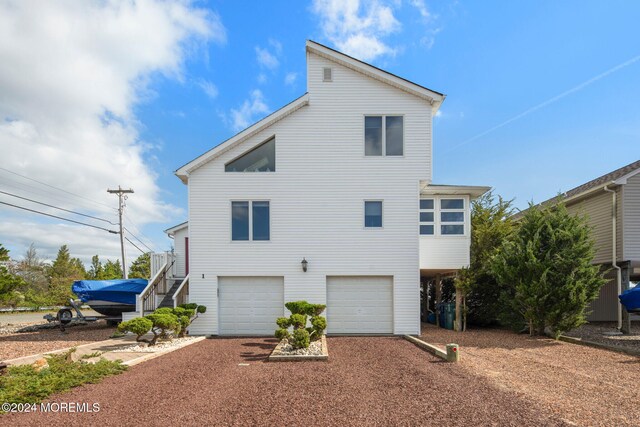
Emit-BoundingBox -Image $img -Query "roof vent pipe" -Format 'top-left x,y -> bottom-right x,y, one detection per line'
604,185 -> 622,331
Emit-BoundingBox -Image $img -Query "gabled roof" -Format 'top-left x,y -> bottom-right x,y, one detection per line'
175,93 -> 310,183
513,159 -> 640,219
306,40 -> 445,108
164,221 -> 188,235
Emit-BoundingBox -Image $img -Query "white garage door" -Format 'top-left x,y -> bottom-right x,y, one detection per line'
327,276 -> 393,334
218,276 -> 284,335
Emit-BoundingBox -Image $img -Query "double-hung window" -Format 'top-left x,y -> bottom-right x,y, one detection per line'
232,201 -> 270,241
364,201 -> 383,228
419,199 -> 435,235
440,199 -> 464,235
365,116 -> 403,156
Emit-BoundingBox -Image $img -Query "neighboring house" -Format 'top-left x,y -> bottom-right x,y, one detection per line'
138,41 -> 489,336
517,160 -> 640,324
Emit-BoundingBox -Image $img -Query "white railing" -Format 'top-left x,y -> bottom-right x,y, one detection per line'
172,274 -> 189,308
151,252 -> 176,281
138,260 -> 174,316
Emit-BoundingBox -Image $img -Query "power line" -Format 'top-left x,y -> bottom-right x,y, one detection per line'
0,189 -> 118,225
123,212 -> 158,250
124,236 -> 146,255
0,167 -> 116,210
124,227 -> 156,253
0,200 -> 118,234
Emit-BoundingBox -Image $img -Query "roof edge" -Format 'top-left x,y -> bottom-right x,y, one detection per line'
164,221 -> 188,235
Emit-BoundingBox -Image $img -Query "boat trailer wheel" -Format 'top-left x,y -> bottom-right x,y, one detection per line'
57,308 -> 73,325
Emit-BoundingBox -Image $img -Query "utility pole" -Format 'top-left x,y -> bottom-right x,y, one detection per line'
107,186 -> 134,279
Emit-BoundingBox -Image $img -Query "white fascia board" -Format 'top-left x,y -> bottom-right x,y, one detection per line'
175,93 -> 310,183
164,221 -> 188,236
614,167 -> 640,185
420,183 -> 492,199
306,41 -> 445,109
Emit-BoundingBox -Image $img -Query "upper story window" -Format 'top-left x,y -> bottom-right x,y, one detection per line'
232,201 -> 270,241
225,138 -> 275,172
440,198 -> 464,235
364,201 -> 383,228
365,116 -> 403,156
419,197 -> 466,236
419,199 -> 434,235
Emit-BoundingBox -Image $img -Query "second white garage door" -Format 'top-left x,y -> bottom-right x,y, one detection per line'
327,276 -> 393,334
218,276 -> 284,335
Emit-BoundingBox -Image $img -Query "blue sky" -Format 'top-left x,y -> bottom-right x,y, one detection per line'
1,0 -> 639,264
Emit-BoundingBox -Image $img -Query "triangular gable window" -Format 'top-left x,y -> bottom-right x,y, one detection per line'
225,137 -> 276,172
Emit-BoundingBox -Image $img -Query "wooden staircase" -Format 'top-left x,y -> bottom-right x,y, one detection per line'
158,280 -> 183,309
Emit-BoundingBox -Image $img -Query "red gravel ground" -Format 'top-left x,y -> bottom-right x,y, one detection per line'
421,323 -> 640,426
0,321 -> 116,360
5,336 -> 565,426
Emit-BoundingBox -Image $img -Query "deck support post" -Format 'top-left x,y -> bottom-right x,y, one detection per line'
435,274 -> 442,327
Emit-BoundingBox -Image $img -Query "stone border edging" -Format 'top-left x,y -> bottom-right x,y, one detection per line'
268,335 -> 329,362
123,336 -> 207,366
556,334 -> 640,357
404,335 -> 460,362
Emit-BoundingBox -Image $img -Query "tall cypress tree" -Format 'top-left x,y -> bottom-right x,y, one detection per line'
492,202 -> 606,337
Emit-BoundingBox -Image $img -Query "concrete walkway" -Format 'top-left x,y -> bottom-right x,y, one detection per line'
4,334 -> 206,367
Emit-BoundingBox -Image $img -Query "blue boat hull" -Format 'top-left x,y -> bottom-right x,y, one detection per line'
620,285 -> 640,313
72,279 -> 148,317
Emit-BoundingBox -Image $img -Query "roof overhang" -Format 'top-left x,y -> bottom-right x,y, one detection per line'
306,40 -> 445,112
420,183 -> 491,199
164,221 -> 188,236
175,93 -> 310,183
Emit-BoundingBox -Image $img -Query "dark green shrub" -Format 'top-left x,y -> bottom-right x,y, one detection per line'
173,306 -> 187,317
145,313 -> 180,344
308,304 -> 326,316
285,301 -> 309,315
291,328 -> 310,349
180,303 -> 198,310
290,313 -> 307,329
275,328 -> 290,340
310,316 -> 327,340
196,305 -> 207,314
117,317 -> 152,343
177,315 -> 190,337
276,317 -> 291,328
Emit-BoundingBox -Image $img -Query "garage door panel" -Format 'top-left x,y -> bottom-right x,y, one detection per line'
219,276 -> 283,335
327,276 -> 393,334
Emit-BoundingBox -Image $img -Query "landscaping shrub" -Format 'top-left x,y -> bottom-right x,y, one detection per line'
0,349 -> 126,407
492,202 -> 606,337
291,328 -> 310,349
145,313 -> 181,341
274,300 -> 327,348
117,317 -> 152,343
153,307 -> 174,315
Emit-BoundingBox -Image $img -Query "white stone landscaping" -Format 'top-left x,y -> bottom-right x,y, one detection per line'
112,337 -> 199,353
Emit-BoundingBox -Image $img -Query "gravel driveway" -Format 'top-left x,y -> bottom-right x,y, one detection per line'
5,336 -> 564,426
421,323 -> 640,426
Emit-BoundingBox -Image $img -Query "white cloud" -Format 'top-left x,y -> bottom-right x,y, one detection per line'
255,46 -> 280,70
196,79 -> 219,99
229,90 -> 270,131
311,0 -> 401,61
284,72 -> 298,86
0,0 -> 225,264
410,0 -> 431,20
257,73 -> 267,84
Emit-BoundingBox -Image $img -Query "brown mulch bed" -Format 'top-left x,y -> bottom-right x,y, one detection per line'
565,321 -> 640,351
0,320 -> 116,361
420,323 -> 640,426
4,336 -> 564,426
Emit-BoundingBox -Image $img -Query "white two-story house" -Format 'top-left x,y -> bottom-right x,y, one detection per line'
144,41 -> 489,336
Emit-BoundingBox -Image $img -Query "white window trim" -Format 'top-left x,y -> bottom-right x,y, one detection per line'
364,200 -> 384,229
230,200 -> 271,242
363,115 -> 405,157
419,196 -> 469,237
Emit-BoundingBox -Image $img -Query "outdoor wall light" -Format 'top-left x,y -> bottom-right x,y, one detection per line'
301,257 -> 308,272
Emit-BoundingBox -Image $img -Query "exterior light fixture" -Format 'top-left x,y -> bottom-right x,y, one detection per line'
301,258 -> 308,272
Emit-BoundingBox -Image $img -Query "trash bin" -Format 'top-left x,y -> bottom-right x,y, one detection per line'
441,303 -> 456,330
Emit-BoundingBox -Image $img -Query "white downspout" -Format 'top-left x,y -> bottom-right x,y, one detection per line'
603,185 -> 622,330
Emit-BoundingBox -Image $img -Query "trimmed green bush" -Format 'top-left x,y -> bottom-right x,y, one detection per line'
117,317 -> 152,343
285,301 -> 309,315
196,305 -> 207,314
290,313 -> 307,329
275,328 -> 290,340
310,316 -> 327,340
153,307 -> 174,315
181,303 -> 198,310
291,328 -> 310,349
145,313 -> 180,343
276,317 -> 290,328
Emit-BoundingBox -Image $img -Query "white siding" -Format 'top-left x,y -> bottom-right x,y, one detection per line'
623,173 -> 640,262
188,51 -> 431,335
420,238 -> 470,270
172,227 -> 188,278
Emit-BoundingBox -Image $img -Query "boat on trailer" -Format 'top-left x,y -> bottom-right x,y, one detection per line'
619,284 -> 640,314
71,279 -> 148,317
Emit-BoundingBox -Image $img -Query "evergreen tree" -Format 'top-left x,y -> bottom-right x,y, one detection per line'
129,253 -> 150,279
49,245 -> 85,304
87,255 -> 104,280
103,259 -> 123,279
492,202 -> 606,337
16,243 -> 48,293
0,244 -> 26,307
455,192 -> 515,327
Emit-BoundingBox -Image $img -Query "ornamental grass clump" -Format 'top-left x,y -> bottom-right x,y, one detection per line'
274,300 -> 327,349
